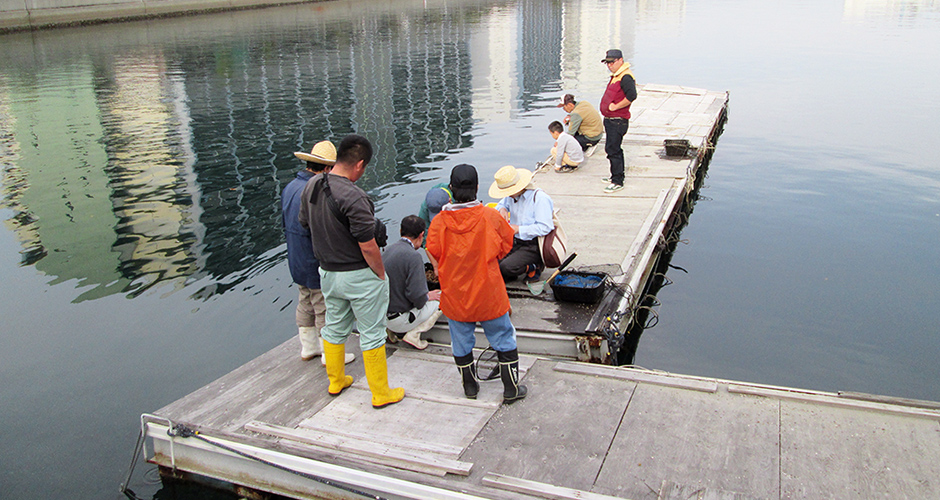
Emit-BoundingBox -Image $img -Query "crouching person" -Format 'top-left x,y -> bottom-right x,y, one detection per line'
426,164 -> 528,403
385,215 -> 443,349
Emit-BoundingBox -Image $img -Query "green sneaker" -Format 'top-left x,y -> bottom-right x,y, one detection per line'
603,183 -> 624,194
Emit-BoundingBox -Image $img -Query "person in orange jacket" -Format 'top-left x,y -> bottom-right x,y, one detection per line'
426,164 -> 528,404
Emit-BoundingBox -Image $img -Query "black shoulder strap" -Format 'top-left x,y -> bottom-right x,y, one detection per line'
311,174 -> 350,229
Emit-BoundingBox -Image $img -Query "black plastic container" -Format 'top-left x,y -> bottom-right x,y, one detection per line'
664,139 -> 691,157
550,271 -> 607,304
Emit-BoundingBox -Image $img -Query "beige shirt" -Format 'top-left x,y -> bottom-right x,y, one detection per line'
570,100 -> 604,140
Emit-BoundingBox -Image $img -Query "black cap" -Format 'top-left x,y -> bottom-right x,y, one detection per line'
601,49 -> 623,63
449,164 -> 478,189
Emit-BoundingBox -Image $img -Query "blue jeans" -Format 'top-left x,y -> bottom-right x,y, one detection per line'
604,117 -> 630,185
448,313 -> 517,358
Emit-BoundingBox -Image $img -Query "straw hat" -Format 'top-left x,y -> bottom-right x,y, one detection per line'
294,141 -> 336,166
488,165 -> 533,198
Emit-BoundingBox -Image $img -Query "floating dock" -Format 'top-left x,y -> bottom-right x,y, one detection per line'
425,84 -> 729,364
144,342 -> 940,499
138,84 -> 940,499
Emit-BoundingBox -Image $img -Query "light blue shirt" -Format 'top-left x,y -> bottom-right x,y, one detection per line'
495,188 -> 554,241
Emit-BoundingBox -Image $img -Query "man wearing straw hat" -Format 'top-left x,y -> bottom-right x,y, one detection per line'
283,140 -> 354,365
426,164 -> 527,403
489,165 -> 555,283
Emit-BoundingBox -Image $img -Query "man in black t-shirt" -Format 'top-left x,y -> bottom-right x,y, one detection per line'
299,134 -> 404,409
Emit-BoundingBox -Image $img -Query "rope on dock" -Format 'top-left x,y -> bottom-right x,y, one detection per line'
121,416 -> 389,500
165,423 -> 389,500
119,426 -> 147,500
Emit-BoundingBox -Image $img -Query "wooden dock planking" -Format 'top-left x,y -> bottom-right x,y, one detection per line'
147,340 -> 940,499
459,360 -> 635,492
528,84 -> 726,275
779,401 -> 940,499
594,383 -> 780,500
156,339 -> 364,432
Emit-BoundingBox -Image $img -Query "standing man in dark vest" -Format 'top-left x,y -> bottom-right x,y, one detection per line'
599,49 -> 638,194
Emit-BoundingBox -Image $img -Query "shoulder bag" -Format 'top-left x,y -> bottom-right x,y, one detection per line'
535,190 -> 568,268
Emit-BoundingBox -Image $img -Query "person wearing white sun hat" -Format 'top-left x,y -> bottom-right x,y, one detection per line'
489,165 -> 554,283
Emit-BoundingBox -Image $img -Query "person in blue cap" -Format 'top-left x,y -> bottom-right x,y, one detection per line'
417,183 -> 452,246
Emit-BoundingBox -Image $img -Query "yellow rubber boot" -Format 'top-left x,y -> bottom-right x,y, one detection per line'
322,339 -> 353,396
362,345 -> 404,409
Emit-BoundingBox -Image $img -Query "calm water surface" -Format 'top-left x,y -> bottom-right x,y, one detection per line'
1,0 -> 938,498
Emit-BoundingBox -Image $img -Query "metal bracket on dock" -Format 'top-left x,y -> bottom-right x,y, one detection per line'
141,413 -> 178,470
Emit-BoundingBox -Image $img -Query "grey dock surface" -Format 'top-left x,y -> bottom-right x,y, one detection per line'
146,340 -> 940,499
141,85 -> 938,498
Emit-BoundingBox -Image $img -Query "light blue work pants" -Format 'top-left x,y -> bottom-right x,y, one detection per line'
319,267 -> 389,352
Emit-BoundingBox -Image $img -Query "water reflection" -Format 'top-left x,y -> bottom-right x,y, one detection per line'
843,0 -> 940,24
4,0 -> 934,304
0,0 -> 654,304
2,2 -> 527,301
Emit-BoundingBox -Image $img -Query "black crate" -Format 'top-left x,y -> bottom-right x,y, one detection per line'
664,139 -> 691,157
550,271 -> 607,304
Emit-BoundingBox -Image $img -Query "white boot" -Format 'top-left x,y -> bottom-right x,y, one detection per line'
401,330 -> 428,350
401,309 -> 443,350
298,326 -> 321,361
320,337 -> 355,365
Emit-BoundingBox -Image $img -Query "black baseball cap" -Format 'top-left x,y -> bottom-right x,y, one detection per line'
449,164 -> 478,189
601,49 -> 623,63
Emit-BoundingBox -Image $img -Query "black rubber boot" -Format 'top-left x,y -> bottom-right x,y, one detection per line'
454,353 -> 479,399
496,349 -> 527,403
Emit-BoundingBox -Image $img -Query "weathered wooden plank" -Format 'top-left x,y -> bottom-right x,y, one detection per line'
302,384 -> 495,456
838,390 -> 940,410
246,421 -> 473,476
293,351 -> 530,460
535,169 -> 678,197
593,384 -> 779,500
403,388 -> 501,410
273,438 -> 448,478
482,473 -> 627,500
729,384 -> 940,420
657,480 -> 762,500
295,421 -> 466,457
156,339 -> 342,431
779,400 -> 940,498
553,362 -> 718,393
460,359 -> 633,491
642,84 -> 708,95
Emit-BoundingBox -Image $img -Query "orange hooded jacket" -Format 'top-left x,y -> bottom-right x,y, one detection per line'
426,203 -> 515,323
